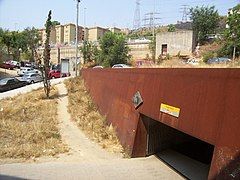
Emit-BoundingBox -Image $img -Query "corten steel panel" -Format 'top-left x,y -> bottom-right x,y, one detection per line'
82,68 -> 240,179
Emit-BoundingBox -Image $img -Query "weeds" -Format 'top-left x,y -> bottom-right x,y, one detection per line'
0,87 -> 68,161
65,77 -> 123,154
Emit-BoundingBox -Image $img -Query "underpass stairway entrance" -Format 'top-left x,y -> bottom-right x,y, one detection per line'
140,114 -> 214,180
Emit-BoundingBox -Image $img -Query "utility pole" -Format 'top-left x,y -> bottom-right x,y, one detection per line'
142,0 -> 160,62
133,0 -> 141,30
84,7 -> 87,41
180,5 -> 189,23
152,0 -> 157,63
75,0 -> 81,77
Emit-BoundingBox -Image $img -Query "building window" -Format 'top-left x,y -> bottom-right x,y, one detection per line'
162,44 -> 168,55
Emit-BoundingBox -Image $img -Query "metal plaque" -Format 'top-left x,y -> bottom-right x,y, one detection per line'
132,91 -> 143,109
160,103 -> 180,118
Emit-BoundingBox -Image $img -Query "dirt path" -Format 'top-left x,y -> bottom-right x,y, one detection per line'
0,82 -> 184,180
55,83 -> 122,162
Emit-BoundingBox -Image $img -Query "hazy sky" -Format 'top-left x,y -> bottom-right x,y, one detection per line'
0,0 -> 238,31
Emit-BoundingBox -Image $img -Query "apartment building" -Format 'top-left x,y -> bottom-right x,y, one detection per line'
108,27 -> 121,34
121,28 -> 131,35
63,23 -> 76,44
38,29 -> 44,45
38,27 -> 56,45
63,23 -> 84,45
55,25 -> 64,44
38,24 -> 124,45
87,27 -> 109,42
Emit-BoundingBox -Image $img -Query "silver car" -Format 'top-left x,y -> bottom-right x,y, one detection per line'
17,67 -> 41,76
112,64 -> 131,68
20,73 -> 43,84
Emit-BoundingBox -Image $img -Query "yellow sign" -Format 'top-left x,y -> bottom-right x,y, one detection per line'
160,103 -> 180,118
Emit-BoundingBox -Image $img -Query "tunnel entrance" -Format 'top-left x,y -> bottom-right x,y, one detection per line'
141,114 -> 214,179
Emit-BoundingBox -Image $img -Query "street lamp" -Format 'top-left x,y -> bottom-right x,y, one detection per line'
75,0 -> 81,77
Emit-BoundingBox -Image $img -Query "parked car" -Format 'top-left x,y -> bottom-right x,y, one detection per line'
112,64 -> 131,68
25,62 -> 32,67
93,65 -> 103,69
207,57 -> 231,64
17,67 -> 40,76
0,77 -> 28,93
0,62 -> 16,70
48,70 -> 70,79
10,60 -> 20,68
24,69 -> 41,75
20,73 -> 43,84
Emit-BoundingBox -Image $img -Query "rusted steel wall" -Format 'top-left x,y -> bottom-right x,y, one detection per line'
82,68 -> 240,179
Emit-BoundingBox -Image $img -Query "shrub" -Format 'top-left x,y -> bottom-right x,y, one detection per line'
166,53 -> 171,60
202,51 -> 215,63
177,51 -> 181,59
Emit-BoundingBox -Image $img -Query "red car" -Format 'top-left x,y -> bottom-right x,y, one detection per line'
48,70 -> 70,79
0,62 -> 16,70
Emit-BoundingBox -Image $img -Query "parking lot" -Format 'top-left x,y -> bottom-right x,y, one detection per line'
0,68 -> 71,97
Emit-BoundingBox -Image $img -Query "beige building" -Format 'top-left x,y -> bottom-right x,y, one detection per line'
108,27 -> 121,34
155,30 -> 196,57
63,23 -> 76,44
87,27 -> 109,42
38,29 -> 45,45
37,45 -> 81,64
121,28 -> 131,35
55,25 -> 64,44
38,27 -> 56,45
37,45 -> 83,75
63,23 -> 84,45
38,24 -> 84,46
127,39 -> 151,60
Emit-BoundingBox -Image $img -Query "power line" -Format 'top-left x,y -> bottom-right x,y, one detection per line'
143,12 -> 161,28
133,0 -> 141,30
180,5 -> 190,22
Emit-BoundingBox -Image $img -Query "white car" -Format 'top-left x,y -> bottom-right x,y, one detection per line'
20,73 -> 43,84
93,65 -> 103,69
112,64 -> 131,68
17,67 -> 40,76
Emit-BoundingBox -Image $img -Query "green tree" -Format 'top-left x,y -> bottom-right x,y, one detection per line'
42,10 -> 52,98
80,41 -> 98,64
226,4 -> 240,59
98,32 -> 130,67
190,6 -> 220,43
1,30 -> 12,55
0,28 -> 8,62
22,27 -> 41,61
52,21 -> 60,26
149,36 -> 156,61
10,31 -> 28,60
167,24 -> 176,32
217,4 -> 240,59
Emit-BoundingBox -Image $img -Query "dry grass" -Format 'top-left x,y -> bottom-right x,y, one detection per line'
153,57 -> 240,68
0,88 -> 68,161
65,77 -> 123,154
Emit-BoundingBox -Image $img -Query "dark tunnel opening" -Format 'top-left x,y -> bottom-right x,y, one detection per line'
141,114 -> 214,179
